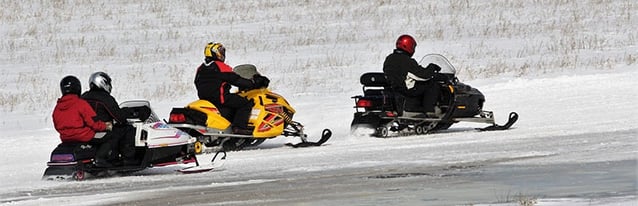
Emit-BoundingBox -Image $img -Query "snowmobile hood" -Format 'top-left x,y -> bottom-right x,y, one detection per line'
56,94 -> 81,111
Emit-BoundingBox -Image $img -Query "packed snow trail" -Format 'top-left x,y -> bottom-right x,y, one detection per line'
0,68 -> 636,205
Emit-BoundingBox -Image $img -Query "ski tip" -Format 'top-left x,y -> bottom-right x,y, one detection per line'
285,128 -> 332,148
478,111 -> 518,131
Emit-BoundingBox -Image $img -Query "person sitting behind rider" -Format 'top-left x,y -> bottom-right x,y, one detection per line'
81,72 -> 150,166
383,34 -> 442,117
52,75 -> 113,166
194,42 -> 269,135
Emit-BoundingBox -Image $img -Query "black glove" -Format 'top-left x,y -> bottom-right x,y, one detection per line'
425,63 -> 441,72
252,74 -> 270,88
133,106 -> 152,121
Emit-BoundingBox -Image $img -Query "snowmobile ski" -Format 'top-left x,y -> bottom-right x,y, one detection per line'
285,129 -> 332,148
178,151 -> 226,174
479,112 -> 519,131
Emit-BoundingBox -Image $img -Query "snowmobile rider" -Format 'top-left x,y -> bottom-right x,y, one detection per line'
81,72 -> 151,167
52,75 -> 113,166
194,42 -> 270,135
383,34 -> 442,117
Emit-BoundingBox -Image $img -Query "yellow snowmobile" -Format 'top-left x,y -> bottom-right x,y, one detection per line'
167,65 -> 331,152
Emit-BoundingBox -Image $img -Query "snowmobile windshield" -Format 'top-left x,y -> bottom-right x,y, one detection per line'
418,54 -> 456,75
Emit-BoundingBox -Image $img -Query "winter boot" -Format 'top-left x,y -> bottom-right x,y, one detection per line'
120,143 -> 140,166
94,143 -> 114,167
426,106 -> 443,118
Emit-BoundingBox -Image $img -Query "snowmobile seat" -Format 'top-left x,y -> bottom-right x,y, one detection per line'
356,72 -> 426,116
353,72 -> 398,112
360,72 -> 390,87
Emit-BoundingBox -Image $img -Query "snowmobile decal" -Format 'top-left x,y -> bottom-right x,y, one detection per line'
151,122 -> 171,129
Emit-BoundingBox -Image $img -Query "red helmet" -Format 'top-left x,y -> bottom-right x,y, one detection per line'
395,34 -> 417,56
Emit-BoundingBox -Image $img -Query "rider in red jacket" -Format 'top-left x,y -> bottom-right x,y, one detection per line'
53,76 -> 111,143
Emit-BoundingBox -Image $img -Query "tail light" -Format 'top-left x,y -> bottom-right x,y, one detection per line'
355,99 -> 373,108
169,113 -> 186,123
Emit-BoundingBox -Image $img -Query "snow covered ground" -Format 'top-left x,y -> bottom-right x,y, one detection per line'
1,0 -> 636,205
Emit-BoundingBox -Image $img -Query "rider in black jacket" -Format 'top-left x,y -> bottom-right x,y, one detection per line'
194,42 -> 269,135
383,34 -> 441,116
82,72 -> 147,166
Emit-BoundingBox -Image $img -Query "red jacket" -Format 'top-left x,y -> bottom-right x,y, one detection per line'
52,94 -> 107,143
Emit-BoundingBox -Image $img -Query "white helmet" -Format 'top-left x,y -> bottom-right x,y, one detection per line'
89,72 -> 112,93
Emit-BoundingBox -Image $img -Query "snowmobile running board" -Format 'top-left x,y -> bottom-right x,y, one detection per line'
390,116 -> 496,124
168,124 -> 333,147
167,123 -> 258,139
382,115 -> 495,124
378,111 -> 517,132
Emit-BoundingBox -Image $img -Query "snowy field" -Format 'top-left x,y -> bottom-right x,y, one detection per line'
1,0 -> 637,205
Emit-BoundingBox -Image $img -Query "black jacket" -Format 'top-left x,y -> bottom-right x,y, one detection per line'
81,89 -> 133,125
194,60 -> 255,105
382,49 -> 438,96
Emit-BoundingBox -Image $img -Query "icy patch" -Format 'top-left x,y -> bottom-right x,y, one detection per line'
283,159 -> 438,173
209,179 -> 277,187
474,195 -> 637,206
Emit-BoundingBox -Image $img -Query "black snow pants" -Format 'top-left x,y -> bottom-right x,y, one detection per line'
400,80 -> 441,113
217,93 -> 254,129
90,125 -> 136,161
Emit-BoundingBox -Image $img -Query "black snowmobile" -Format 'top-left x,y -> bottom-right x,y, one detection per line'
350,54 -> 518,137
43,100 -> 225,181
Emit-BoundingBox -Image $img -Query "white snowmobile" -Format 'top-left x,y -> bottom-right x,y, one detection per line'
43,100 -> 224,181
351,54 -> 518,137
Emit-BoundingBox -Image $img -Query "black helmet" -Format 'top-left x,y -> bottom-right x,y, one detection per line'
89,72 -> 112,93
60,75 -> 81,96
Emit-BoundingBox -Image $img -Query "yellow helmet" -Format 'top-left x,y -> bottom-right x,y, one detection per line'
204,42 -> 226,62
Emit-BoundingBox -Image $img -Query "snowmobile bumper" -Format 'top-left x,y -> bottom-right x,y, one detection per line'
168,123 -> 258,139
